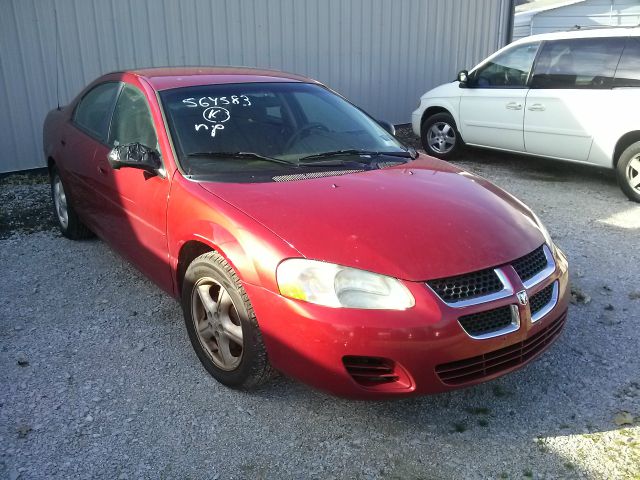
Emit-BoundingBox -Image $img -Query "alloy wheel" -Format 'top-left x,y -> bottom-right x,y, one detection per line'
427,122 -> 456,154
626,154 -> 640,193
53,175 -> 69,229
191,277 -> 244,371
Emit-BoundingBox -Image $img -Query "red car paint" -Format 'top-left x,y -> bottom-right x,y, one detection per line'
44,68 -> 569,398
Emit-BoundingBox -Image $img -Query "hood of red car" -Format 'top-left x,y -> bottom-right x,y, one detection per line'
198,156 -> 545,281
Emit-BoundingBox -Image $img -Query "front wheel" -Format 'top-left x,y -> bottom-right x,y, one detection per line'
181,251 -> 275,389
420,112 -> 463,159
616,142 -> 640,203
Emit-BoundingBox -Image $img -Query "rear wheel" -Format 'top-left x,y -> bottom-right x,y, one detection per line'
420,112 -> 463,159
181,251 -> 275,389
616,141 -> 640,203
50,167 -> 93,239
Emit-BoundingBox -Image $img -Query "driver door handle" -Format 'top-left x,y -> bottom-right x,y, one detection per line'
528,103 -> 546,111
506,102 -> 522,110
97,164 -> 108,175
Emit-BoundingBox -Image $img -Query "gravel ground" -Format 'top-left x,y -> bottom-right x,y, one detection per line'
1,135 -> 639,479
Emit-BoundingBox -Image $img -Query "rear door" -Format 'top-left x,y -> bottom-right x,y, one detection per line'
63,82 -> 120,223
524,37 -> 626,163
459,41 -> 540,152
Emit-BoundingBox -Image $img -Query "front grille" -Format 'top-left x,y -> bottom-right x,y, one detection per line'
436,311 -> 566,385
343,356 -> 399,386
458,305 -> 514,337
512,245 -> 547,283
530,283 -> 554,316
427,268 -> 503,303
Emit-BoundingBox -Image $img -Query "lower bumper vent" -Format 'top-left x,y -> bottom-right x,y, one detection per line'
436,310 -> 567,385
343,356 -> 399,386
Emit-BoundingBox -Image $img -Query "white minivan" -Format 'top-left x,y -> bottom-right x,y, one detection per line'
412,27 -> 640,202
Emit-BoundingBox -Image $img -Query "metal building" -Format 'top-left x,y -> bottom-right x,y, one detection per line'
514,0 -> 640,40
0,0 -> 513,173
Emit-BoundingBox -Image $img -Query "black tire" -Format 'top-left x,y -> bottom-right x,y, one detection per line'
616,141 -> 640,203
181,251 -> 275,389
420,112 -> 463,159
50,166 -> 93,240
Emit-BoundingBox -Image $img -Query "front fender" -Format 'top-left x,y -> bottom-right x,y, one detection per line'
167,174 -> 302,296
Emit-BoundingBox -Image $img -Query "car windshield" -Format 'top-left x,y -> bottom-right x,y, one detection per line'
159,82 -> 409,181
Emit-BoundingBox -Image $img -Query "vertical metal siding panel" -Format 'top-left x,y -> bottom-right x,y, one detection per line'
1,0 -> 511,173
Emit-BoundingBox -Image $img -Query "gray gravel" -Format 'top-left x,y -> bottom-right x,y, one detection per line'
1,138 -> 639,479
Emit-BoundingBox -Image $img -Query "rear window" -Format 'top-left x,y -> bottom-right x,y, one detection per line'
73,82 -> 120,139
531,37 -> 626,89
614,36 -> 640,87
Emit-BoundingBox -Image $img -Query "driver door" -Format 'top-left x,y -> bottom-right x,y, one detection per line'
94,83 -> 173,293
459,41 -> 540,152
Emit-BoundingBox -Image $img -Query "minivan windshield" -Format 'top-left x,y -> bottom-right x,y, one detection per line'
159,82 -> 409,180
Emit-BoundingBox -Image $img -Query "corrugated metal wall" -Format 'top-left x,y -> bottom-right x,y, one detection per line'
0,0 -> 511,173
514,0 -> 640,40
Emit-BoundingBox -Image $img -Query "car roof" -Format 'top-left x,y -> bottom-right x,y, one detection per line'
511,26 -> 640,46
122,66 -> 317,91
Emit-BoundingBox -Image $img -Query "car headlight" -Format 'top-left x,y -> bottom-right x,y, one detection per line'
277,259 -> 415,310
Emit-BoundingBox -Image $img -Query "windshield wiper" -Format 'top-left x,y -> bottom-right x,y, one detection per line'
186,151 -> 298,167
298,149 -> 414,165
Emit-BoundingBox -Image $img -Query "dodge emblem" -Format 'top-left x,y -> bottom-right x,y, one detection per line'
517,290 -> 528,306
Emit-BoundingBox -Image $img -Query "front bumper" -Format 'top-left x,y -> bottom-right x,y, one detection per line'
244,248 -> 570,399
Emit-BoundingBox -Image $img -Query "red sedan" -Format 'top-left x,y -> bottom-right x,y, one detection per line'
43,67 -> 569,398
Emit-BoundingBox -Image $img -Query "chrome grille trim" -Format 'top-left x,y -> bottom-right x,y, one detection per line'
521,245 -> 556,289
462,305 -> 521,340
531,281 -> 559,323
428,268 -> 514,309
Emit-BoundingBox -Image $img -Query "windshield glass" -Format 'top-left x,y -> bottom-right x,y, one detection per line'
159,82 -> 408,180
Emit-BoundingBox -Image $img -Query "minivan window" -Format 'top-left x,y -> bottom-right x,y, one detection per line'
73,82 -> 120,140
531,37 -> 626,89
473,42 -> 540,88
108,84 -> 158,149
614,36 -> 640,87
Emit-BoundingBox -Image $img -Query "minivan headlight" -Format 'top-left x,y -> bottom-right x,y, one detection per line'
277,259 -> 415,310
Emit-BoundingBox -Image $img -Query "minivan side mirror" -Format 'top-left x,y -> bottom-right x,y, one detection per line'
377,120 -> 396,136
108,142 -> 162,175
458,70 -> 469,88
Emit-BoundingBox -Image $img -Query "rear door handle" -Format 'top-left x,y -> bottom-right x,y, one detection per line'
97,164 -> 107,175
60,139 -> 66,146
506,102 -> 523,110
528,103 -> 546,111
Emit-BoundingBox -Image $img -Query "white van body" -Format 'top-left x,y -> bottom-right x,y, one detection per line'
412,28 -> 640,172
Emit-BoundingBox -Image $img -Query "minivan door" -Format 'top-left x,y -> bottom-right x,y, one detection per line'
524,37 -> 626,163
459,42 -> 540,152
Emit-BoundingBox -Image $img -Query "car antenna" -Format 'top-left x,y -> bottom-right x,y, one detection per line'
54,3 -> 61,110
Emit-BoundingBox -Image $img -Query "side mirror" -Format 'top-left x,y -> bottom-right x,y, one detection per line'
377,120 -> 396,136
107,142 -> 161,175
457,70 -> 469,88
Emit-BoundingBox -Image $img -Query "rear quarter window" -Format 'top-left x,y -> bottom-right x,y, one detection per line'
614,36 -> 640,87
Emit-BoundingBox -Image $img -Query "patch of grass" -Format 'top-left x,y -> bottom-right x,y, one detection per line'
452,422 -> 467,433
477,418 -> 489,427
498,473 -> 509,479
492,385 -> 511,398
523,468 -> 533,478
564,462 -> 575,470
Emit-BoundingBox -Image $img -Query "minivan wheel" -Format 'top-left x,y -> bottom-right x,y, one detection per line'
616,142 -> 640,203
50,167 -> 93,239
181,251 -> 275,389
420,112 -> 462,159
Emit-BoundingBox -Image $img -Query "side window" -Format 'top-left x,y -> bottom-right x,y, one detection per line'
473,42 -> 540,88
531,37 -> 626,89
614,37 -> 640,87
108,85 -> 158,149
73,82 -> 120,140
